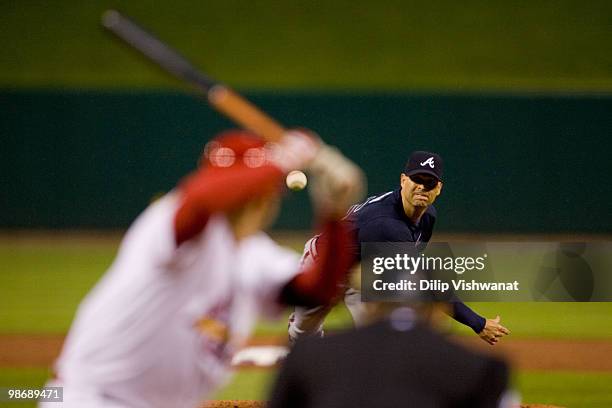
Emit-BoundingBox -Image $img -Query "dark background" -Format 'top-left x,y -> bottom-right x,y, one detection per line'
2,1 -> 611,232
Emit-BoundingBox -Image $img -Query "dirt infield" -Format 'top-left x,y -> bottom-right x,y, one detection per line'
202,401 -> 264,408
200,402 -> 564,408
1,333 -> 611,371
199,403 -> 564,408
451,336 -> 612,371
0,334 -> 582,407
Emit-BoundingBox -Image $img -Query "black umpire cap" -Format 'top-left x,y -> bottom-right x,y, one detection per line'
403,151 -> 443,181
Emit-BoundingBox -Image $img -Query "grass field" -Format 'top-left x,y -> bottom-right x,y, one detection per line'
2,368 -> 612,408
210,370 -> 612,407
3,237 -> 612,337
3,2 -> 611,406
2,234 -> 612,407
2,1 -> 611,91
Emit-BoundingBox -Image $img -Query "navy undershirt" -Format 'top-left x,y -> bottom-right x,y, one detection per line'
342,188 -> 486,333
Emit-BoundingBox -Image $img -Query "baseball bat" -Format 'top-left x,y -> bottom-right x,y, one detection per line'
101,10 -> 286,142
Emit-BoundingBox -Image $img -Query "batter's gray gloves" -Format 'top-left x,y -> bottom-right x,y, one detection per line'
308,142 -> 366,218
274,128 -> 365,217
272,130 -> 320,172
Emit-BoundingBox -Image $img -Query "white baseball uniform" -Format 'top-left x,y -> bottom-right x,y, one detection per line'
44,193 -> 300,408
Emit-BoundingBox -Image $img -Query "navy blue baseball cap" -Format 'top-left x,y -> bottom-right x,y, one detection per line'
403,151 -> 443,181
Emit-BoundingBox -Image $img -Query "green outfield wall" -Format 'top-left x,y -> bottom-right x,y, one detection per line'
2,90 -> 611,232
2,1 -> 611,91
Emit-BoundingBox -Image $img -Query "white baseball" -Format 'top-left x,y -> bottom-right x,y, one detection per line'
286,170 -> 308,191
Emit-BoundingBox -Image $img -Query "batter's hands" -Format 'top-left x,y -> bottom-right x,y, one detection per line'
275,128 -> 365,217
308,143 -> 366,217
478,315 -> 510,345
273,129 -> 321,172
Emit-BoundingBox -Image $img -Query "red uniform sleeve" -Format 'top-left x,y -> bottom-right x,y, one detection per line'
174,165 -> 283,245
279,220 -> 356,307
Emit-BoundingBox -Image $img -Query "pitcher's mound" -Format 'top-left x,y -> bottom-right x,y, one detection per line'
521,404 -> 565,408
202,401 -> 564,408
203,401 -> 264,408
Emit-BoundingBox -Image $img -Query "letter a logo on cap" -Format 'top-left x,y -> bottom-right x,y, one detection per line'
420,157 -> 435,168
